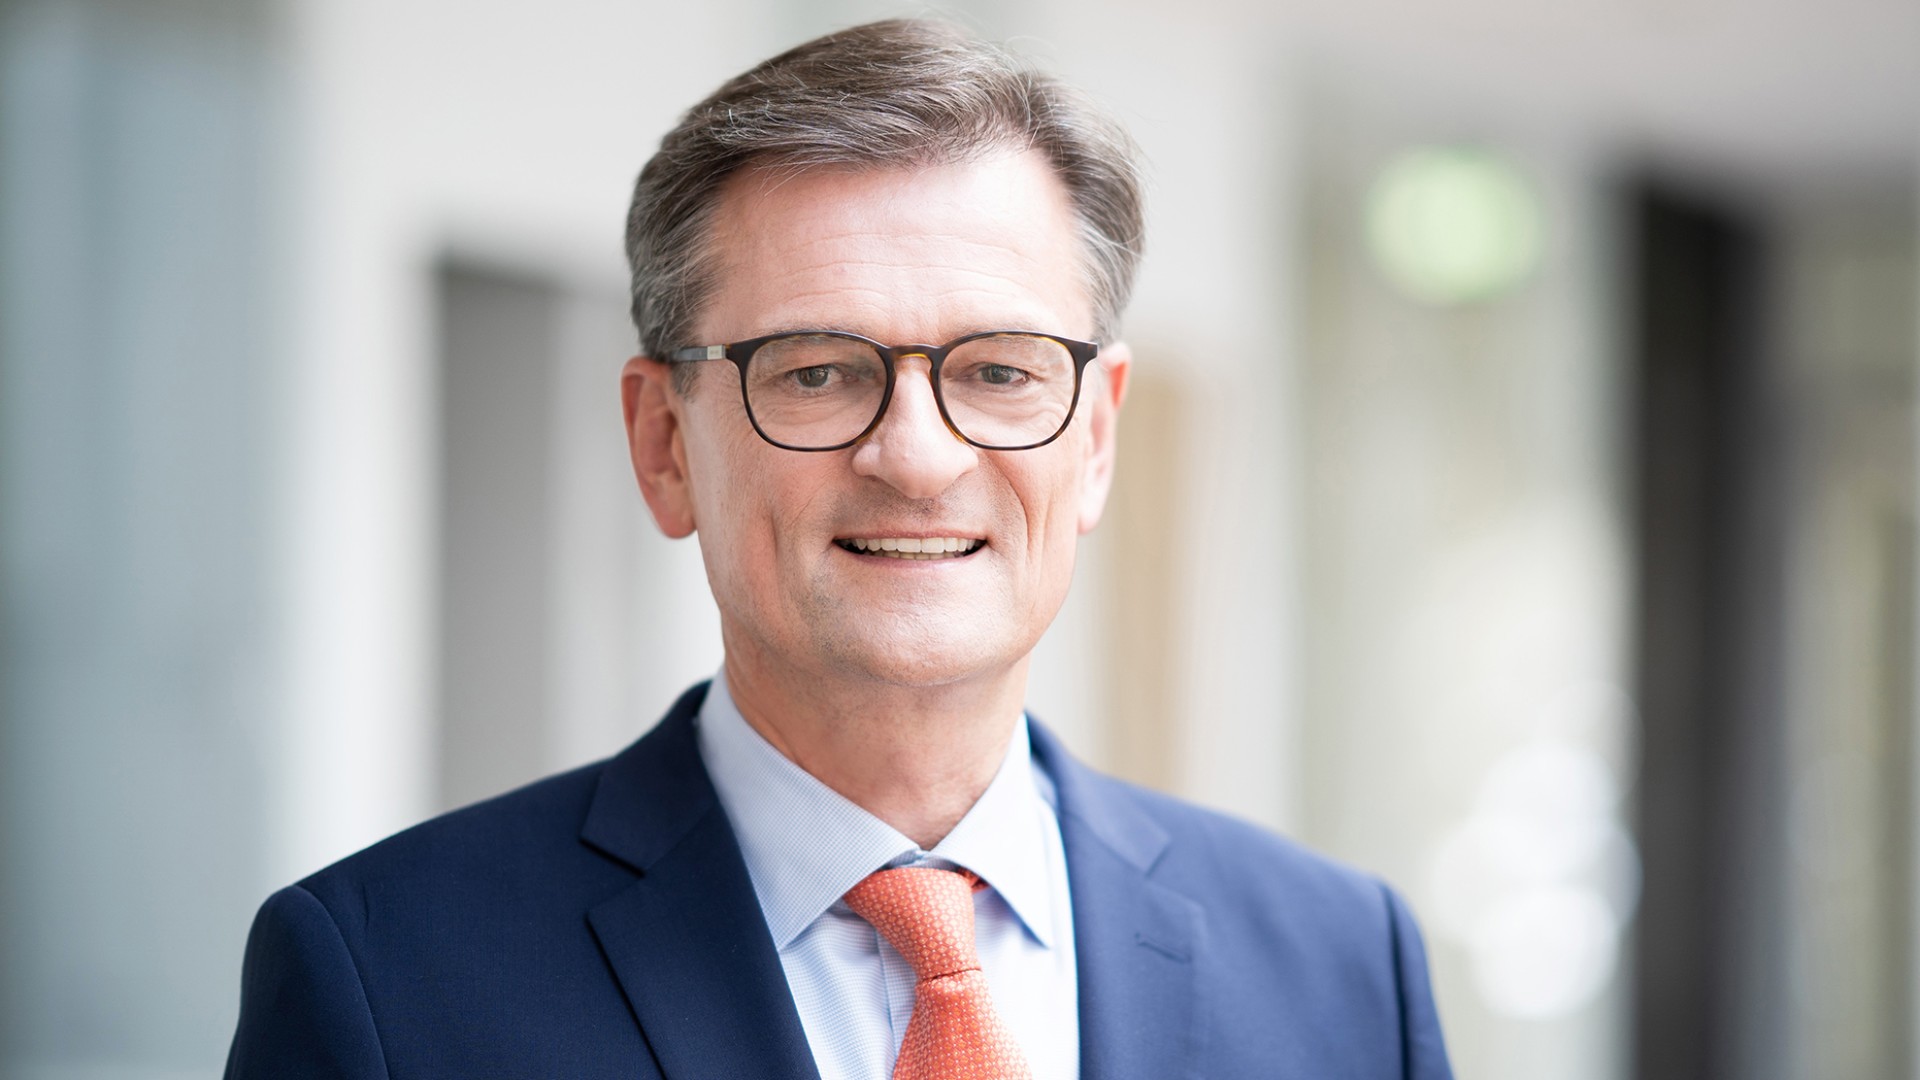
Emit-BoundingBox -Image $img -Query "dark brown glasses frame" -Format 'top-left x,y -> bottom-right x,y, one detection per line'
665,330 -> 1100,452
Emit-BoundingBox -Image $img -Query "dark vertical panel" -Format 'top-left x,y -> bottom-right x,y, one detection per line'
1628,185 -> 1790,1080
434,263 -> 558,810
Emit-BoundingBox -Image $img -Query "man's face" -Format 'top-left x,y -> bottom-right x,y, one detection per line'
623,150 -> 1128,690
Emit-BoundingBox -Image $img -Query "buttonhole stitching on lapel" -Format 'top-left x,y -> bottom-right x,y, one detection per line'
1133,931 -> 1190,962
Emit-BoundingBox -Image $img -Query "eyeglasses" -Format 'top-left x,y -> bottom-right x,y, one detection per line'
666,330 -> 1100,452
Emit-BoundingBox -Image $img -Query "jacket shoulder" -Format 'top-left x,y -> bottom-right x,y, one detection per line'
1112,776 -> 1398,919
1072,770 -> 1453,1076
294,759 -> 620,916
1032,715 -> 1397,921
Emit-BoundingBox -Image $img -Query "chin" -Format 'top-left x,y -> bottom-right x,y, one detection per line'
818,623 -> 1024,689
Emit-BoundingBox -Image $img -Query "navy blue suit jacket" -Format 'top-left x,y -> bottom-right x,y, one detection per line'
226,683 -> 1453,1078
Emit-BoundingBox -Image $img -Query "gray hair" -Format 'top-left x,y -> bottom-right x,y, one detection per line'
624,18 -> 1145,387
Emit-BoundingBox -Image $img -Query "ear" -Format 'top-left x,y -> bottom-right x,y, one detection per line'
1077,341 -> 1130,534
621,355 -> 697,539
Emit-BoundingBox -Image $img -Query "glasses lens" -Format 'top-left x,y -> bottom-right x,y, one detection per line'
744,334 -> 887,448
939,334 -> 1079,448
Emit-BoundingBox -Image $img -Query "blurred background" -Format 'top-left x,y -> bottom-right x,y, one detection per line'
2,0 -> 1915,1076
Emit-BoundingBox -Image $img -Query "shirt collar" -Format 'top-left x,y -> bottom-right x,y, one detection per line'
696,669 -> 1058,951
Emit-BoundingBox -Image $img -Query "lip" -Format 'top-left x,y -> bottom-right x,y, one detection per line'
831,529 -> 988,543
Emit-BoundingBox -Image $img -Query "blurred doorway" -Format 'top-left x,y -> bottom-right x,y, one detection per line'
1627,178 -> 1918,1080
1626,182 -> 1790,1080
432,258 -> 720,813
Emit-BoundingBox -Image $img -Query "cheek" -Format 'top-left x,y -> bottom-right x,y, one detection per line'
1022,499 -> 1082,621
689,435 -> 838,563
1011,455 -> 1087,559
681,425 -> 767,568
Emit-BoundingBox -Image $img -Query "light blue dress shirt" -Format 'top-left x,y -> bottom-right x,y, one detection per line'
696,671 -> 1080,1080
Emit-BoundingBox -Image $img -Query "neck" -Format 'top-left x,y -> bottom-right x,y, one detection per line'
721,646 -> 1027,850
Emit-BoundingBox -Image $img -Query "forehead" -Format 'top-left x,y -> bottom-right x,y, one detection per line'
697,150 -> 1092,342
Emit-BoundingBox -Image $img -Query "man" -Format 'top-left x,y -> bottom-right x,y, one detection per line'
227,18 -> 1452,1080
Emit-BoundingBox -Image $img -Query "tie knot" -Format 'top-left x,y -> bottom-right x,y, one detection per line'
842,867 -> 982,982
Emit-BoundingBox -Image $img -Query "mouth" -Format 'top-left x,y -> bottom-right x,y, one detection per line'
835,536 -> 986,561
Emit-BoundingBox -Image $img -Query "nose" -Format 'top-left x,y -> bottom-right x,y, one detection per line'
849,356 -> 978,499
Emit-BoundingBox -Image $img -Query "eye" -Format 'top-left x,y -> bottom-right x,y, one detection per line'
977,364 -> 1026,386
792,364 -> 834,389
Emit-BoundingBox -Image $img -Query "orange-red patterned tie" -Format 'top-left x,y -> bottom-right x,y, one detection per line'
842,867 -> 1035,1080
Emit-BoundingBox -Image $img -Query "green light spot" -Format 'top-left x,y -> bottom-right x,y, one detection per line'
1365,147 -> 1544,306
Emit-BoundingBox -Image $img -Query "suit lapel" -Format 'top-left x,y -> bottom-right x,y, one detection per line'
581,685 -> 821,1080
1032,722 -> 1206,1080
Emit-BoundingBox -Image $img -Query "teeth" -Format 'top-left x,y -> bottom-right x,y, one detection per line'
842,537 -> 981,559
